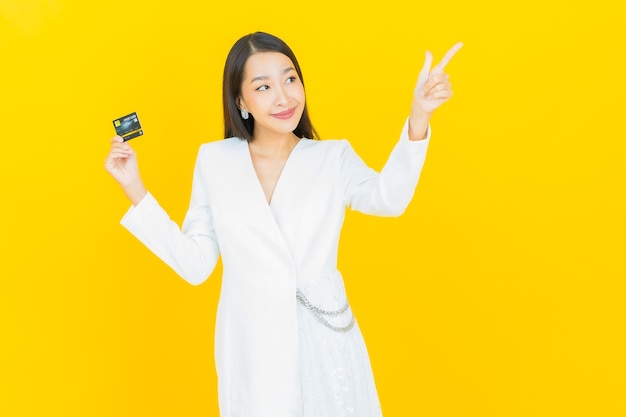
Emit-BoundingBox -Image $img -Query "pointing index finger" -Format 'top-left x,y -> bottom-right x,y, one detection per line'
432,42 -> 463,74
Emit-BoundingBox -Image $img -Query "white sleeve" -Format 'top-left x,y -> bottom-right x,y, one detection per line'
341,118 -> 430,216
120,146 -> 220,285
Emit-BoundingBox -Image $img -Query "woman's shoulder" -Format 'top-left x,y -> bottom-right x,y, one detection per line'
200,137 -> 243,149
298,137 -> 351,152
197,137 -> 353,157
197,137 -> 245,156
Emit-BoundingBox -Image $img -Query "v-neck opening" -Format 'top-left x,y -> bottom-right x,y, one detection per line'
246,138 -> 302,207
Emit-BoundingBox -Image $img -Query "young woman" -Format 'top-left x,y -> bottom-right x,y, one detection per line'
105,32 -> 461,417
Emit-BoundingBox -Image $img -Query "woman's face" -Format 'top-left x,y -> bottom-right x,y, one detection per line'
238,52 -> 305,140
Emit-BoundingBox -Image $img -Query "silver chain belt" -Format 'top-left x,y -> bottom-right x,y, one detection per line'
296,289 -> 355,333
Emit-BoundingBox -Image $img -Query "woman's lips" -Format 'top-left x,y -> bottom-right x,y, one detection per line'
271,108 -> 296,120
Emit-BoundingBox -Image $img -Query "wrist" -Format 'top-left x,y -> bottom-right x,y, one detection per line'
123,180 -> 148,206
408,110 -> 431,141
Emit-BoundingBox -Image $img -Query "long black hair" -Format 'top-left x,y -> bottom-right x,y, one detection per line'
222,32 -> 319,141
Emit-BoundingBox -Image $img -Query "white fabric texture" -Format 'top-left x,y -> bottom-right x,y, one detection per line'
120,119 -> 430,416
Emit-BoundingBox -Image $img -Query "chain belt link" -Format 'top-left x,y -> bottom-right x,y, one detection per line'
296,289 -> 355,333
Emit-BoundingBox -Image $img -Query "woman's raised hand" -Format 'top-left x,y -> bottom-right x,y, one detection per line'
408,42 -> 462,141
104,136 -> 147,205
413,42 -> 463,116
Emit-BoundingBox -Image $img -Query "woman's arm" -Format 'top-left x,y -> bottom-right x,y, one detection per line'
340,121 -> 429,216
341,43 -> 462,216
105,140 -> 220,285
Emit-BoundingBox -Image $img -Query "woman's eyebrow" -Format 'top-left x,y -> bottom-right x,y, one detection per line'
250,67 -> 296,83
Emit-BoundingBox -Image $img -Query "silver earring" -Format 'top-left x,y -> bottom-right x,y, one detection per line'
241,109 -> 249,120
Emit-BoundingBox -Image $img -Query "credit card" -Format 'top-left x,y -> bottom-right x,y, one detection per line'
113,112 -> 143,141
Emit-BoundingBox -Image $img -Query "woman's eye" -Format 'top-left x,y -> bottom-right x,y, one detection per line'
256,85 -> 269,91
286,76 -> 297,84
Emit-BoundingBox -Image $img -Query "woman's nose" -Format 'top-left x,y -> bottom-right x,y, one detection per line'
274,85 -> 288,105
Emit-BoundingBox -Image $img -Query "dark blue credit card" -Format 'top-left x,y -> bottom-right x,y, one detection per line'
113,112 -> 143,141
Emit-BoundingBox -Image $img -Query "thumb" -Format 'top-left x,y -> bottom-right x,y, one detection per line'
415,50 -> 433,93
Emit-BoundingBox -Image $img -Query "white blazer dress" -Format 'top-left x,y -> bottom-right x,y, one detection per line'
120,119 -> 430,417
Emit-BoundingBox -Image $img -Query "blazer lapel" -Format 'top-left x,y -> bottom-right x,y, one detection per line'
240,139 -> 298,268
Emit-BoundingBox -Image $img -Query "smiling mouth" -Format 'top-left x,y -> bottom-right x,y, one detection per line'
271,108 -> 296,120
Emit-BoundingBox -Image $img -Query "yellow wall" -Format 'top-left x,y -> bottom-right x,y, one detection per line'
1,0 -> 624,415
